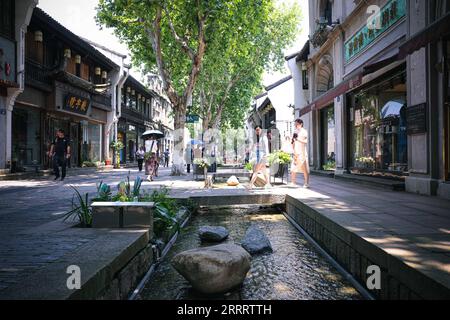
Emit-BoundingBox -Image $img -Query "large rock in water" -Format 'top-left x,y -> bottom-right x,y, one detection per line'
172,244 -> 251,294
241,226 -> 273,255
198,226 -> 229,242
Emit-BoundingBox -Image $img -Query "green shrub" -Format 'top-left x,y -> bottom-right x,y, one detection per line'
64,186 -> 92,227
268,150 -> 291,166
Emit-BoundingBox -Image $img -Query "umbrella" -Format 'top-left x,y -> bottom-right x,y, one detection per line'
142,129 -> 164,139
190,139 -> 204,145
381,100 -> 405,119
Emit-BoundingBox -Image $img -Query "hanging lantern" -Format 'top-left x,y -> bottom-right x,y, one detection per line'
127,87 -> 131,93
131,89 -> 135,96
64,48 -> 71,59
137,93 -> 141,99
302,62 -> 307,71
102,71 -> 108,79
75,55 -> 81,64
95,67 -> 101,76
142,96 -> 146,102
34,30 -> 43,42
146,99 -> 150,104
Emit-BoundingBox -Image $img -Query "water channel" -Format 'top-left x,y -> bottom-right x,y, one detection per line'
139,205 -> 362,300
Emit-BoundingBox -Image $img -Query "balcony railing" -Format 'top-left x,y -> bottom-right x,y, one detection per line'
310,23 -> 333,48
25,60 -> 52,86
92,93 -> 111,106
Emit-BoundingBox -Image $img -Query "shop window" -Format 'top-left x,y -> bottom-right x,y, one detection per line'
0,0 -> 14,39
12,107 -> 41,168
302,70 -> 309,90
349,71 -> 408,175
25,31 -> 44,64
320,105 -> 336,170
82,123 -> 102,162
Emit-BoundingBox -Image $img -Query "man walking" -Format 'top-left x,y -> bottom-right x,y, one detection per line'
163,148 -> 170,167
49,129 -> 70,181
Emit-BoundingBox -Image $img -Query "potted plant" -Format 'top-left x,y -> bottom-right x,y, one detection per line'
194,158 -> 211,187
110,140 -> 124,169
268,150 -> 291,179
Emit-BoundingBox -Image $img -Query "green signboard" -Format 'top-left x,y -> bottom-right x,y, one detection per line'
186,114 -> 200,123
345,0 -> 406,63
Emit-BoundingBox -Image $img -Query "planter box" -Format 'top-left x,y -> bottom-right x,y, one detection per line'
91,202 -> 154,235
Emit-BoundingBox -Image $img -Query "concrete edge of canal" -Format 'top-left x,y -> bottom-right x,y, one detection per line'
285,195 -> 450,300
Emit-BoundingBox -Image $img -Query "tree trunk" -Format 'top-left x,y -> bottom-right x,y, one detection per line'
171,104 -> 187,176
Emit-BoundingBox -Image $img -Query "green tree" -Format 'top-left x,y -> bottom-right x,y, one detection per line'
193,2 -> 301,131
96,0 -> 300,173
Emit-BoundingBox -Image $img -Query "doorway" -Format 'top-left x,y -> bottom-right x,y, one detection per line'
320,104 -> 336,170
69,122 -> 80,168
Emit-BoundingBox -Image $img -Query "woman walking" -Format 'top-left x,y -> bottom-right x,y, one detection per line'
290,119 -> 310,188
247,126 -> 271,189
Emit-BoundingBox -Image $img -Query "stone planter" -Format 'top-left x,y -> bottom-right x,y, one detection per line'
91,202 -> 154,237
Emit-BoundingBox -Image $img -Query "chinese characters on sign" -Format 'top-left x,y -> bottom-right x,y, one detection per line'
64,95 -> 90,115
345,0 -> 406,63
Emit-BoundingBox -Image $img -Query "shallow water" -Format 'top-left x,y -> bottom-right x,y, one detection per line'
139,206 -> 362,300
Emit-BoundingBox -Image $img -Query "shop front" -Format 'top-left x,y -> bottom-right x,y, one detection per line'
11,104 -> 42,170
347,68 -> 407,177
45,81 -> 107,167
118,118 -> 146,164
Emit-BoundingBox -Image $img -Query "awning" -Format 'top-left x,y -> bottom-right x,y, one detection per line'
299,73 -> 363,117
399,12 -> 450,59
363,52 -> 400,75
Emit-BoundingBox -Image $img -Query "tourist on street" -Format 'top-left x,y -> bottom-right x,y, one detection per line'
164,148 -> 170,167
136,146 -> 145,172
290,119 -> 310,188
48,129 -> 70,181
247,126 -> 271,189
185,144 -> 193,173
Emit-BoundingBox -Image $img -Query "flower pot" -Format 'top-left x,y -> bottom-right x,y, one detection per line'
105,159 -> 111,166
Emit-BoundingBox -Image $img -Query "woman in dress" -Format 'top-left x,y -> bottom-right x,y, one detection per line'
290,119 -> 310,188
247,126 -> 271,189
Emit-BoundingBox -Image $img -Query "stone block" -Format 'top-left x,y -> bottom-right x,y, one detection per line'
92,204 -> 120,228
124,205 -> 153,231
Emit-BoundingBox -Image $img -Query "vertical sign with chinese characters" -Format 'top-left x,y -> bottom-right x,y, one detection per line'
64,95 -> 90,115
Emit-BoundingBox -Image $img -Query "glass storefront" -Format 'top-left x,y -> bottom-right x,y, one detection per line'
12,106 -> 41,168
127,125 -> 137,162
80,122 -> 102,163
320,104 -> 336,169
348,70 -> 408,175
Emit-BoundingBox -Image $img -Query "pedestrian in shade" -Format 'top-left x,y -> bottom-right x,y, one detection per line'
48,129 -> 70,181
136,146 -> 145,172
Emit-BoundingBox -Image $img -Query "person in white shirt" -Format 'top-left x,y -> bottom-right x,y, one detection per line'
290,118 -> 310,188
247,126 -> 271,189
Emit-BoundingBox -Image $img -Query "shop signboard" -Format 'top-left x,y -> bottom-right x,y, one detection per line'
406,103 -> 427,135
345,0 -> 406,63
186,114 -> 199,123
0,37 -> 17,86
64,95 -> 90,115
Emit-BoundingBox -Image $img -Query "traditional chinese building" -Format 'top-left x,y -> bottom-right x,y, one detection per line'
0,0 -> 37,172
11,7 -> 120,170
118,75 -> 155,164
